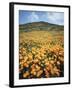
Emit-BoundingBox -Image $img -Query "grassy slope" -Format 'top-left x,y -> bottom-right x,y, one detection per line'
19,21 -> 64,32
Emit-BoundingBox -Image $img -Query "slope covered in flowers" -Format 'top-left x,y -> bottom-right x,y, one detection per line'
19,30 -> 64,79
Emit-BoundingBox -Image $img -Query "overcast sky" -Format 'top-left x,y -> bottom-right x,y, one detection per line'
19,10 -> 64,25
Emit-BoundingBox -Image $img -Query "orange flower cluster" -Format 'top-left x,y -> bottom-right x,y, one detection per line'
19,31 -> 64,79
19,43 -> 64,79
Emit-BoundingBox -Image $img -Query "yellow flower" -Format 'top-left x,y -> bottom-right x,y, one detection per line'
23,71 -> 29,78
23,63 -> 29,67
19,64 -> 23,71
19,54 -> 23,60
57,61 -> 60,65
32,51 -> 36,55
50,60 -> 55,64
32,47 -> 36,51
22,47 -> 26,51
36,70 -> 43,77
35,65 -> 40,71
19,61 -> 24,65
58,56 -> 64,63
44,69 -> 49,78
31,70 -> 36,75
24,56 -> 28,61
28,53 -> 33,60
40,53 -> 45,57
35,54 -> 41,60
33,59 -> 39,64
45,61 -> 50,66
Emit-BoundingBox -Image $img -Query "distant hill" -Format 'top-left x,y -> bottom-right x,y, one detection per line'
19,21 -> 64,32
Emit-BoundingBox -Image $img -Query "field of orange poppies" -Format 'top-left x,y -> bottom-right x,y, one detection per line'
19,30 -> 64,79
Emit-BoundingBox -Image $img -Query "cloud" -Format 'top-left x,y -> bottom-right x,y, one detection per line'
28,12 -> 39,22
46,12 -> 64,25
26,11 -> 64,25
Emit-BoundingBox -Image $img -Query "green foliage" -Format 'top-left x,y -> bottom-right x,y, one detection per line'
19,21 -> 64,32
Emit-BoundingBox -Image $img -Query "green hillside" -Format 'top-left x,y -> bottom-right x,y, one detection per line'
19,21 -> 64,32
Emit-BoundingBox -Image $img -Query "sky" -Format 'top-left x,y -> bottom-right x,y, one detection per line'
19,10 -> 64,25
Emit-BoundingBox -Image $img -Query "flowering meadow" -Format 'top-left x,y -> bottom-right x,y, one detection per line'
19,30 -> 64,79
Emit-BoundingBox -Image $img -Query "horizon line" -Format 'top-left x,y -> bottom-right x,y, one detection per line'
19,21 -> 64,26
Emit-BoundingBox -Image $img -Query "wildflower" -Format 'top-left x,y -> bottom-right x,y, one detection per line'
36,70 -> 43,77
23,71 -> 29,78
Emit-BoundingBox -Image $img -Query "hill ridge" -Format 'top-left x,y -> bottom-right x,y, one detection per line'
19,21 -> 64,32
